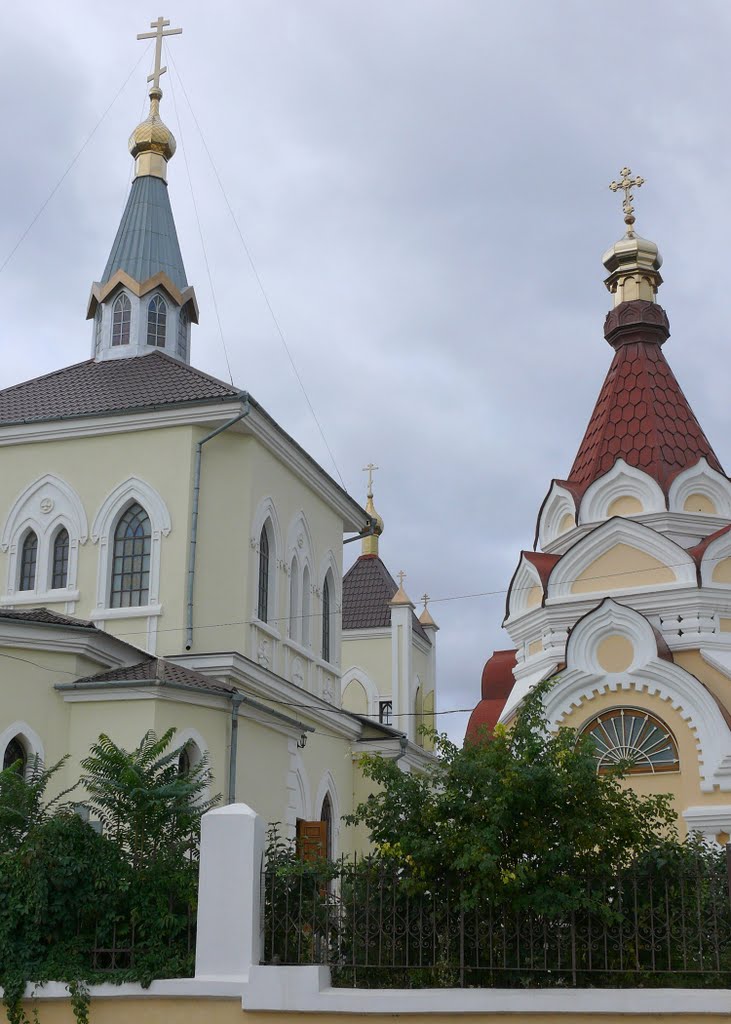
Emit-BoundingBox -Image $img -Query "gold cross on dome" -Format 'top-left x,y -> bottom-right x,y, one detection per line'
609,166 -> 644,233
137,16 -> 183,91
362,462 -> 379,496
397,570 -> 407,588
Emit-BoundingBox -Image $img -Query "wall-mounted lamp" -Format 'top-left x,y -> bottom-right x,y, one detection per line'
297,733 -> 308,749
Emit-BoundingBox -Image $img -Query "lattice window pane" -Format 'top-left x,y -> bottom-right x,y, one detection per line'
581,708 -> 679,774
110,503 -> 151,608
112,294 -> 131,346
51,528 -> 69,589
147,295 -> 167,347
378,700 -> 393,726
19,532 -> 38,591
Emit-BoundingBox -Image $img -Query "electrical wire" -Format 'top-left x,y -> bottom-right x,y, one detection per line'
166,52 -> 348,492
0,44 -> 153,280
166,54 -> 234,385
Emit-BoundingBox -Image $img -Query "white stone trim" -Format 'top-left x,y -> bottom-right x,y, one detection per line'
250,496 -> 282,625
699,529 -> 731,588
668,458 -> 731,517
505,554 -> 543,622
547,517 -> 697,601
579,460 -> 666,525
541,602 -> 731,791
683,804 -> 731,843
538,481 -> 577,550
2,474 -> 88,604
314,770 -> 340,858
318,549 -> 341,669
90,477 -> 171,616
341,665 -> 380,717
0,720 -> 45,770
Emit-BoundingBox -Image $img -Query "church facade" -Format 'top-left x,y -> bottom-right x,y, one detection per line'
0,20 -> 437,857
467,171 -> 731,845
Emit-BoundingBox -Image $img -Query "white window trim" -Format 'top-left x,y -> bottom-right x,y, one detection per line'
0,720 -> 45,773
318,550 -> 341,668
250,497 -> 282,625
90,477 -> 171,616
1,475 -> 87,607
314,770 -> 340,859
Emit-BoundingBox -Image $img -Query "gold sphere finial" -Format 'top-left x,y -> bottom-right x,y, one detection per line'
361,463 -> 384,556
603,166 -> 662,308
130,17 -> 183,180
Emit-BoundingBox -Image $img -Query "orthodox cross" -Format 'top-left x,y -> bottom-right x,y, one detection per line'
421,593 -> 430,611
609,167 -> 644,234
397,570 -> 407,588
137,16 -> 183,91
362,462 -> 379,496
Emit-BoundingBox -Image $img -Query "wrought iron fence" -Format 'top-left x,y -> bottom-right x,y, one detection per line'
262,847 -> 731,988
86,898 -> 196,973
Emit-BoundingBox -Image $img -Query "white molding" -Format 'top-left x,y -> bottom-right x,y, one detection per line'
683,804 -> 731,842
668,459 -> 731,517
565,598 -> 659,676
90,477 -> 171,615
699,530 -> 731,588
505,554 -> 543,622
538,481 -> 577,550
318,550 -> 341,670
341,665 -> 380,718
0,720 -> 45,769
314,769 -> 340,858
547,517 -> 697,601
579,460 -> 666,525
250,496 -> 282,628
89,604 -> 162,621
2,474 -> 88,601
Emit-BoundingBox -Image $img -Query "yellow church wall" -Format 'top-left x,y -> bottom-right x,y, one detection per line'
711,556 -> 731,584
0,427 -> 196,650
234,718 -> 291,826
301,727 -> 360,854
341,634 -> 391,697
606,495 -> 643,516
9,997 -> 726,1024
671,650 -> 731,716
557,686 -> 731,834
570,543 -> 675,594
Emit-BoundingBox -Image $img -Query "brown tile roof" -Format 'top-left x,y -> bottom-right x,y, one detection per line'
342,554 -> 430,643
567,338 -> 723,496
0,351 -> 240,425
0,608 -> 96,629
70,657 -> 236,694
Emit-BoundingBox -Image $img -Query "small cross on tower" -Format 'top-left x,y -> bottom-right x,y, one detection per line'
609,167 -> 644,235
137,16 -> 183,92
421,593 -> 430,611
362,462 -> 378,497
397,570 -> 407,588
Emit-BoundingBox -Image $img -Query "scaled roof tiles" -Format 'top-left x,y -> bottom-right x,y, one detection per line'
342,554 -> 430,643
567,340 -> 723,495
0,350 -> 240,425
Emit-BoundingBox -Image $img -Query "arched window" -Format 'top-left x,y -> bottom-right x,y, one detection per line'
110,503 -> 151,608
51,528 -> 69,590
321,575 -> 331,662
94,306 -> 103,354
147,295 -> 167,347
3,736 -> 27,774
176,307 -> 189,359
257,525 -> 270,623
19,532 -> 38,591
581,708 -> 679,774
289,556 -> 300,641
320,793 -> 333,861
301,565 -> 311,646
112,294 -> 131,346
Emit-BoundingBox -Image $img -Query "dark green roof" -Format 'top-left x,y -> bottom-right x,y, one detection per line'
101,175 -> 188,291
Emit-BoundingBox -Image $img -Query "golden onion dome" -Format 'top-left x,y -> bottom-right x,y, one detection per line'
129,87 -> 176,163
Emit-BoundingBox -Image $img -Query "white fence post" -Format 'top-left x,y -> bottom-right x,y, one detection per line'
195,803 -> 265,980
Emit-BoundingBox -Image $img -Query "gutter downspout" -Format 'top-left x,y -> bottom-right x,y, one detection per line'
227,692 -> 244,804
186,394 -> 250,650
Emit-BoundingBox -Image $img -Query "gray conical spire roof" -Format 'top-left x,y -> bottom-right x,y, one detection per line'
101,175 -> 188,291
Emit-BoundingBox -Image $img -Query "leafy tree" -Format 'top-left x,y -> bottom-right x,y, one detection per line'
0,755 -> 77,852
346,678 -> 679,913
80,729 -> 217,868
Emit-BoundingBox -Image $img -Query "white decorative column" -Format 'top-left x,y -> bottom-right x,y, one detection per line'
419,598 -> 439,717
195,803 -> 265,980
390,574 -> 415,742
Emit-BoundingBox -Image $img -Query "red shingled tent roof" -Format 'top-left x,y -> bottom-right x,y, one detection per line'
566,339 -> 723,497
465,649 -> 517,743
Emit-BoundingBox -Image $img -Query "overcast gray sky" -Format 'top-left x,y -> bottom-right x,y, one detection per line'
1,1 -> 730,741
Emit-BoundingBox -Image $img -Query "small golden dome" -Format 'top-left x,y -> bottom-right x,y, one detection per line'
129,87 -> 176,163
365,493 -> 384,537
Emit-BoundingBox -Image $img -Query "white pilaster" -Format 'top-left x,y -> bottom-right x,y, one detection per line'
390,599 -> 414,741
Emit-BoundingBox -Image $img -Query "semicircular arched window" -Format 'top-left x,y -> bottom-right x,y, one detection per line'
112,293 -> 131,346
147,295 -> 167,348
581,708 -> 679,774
